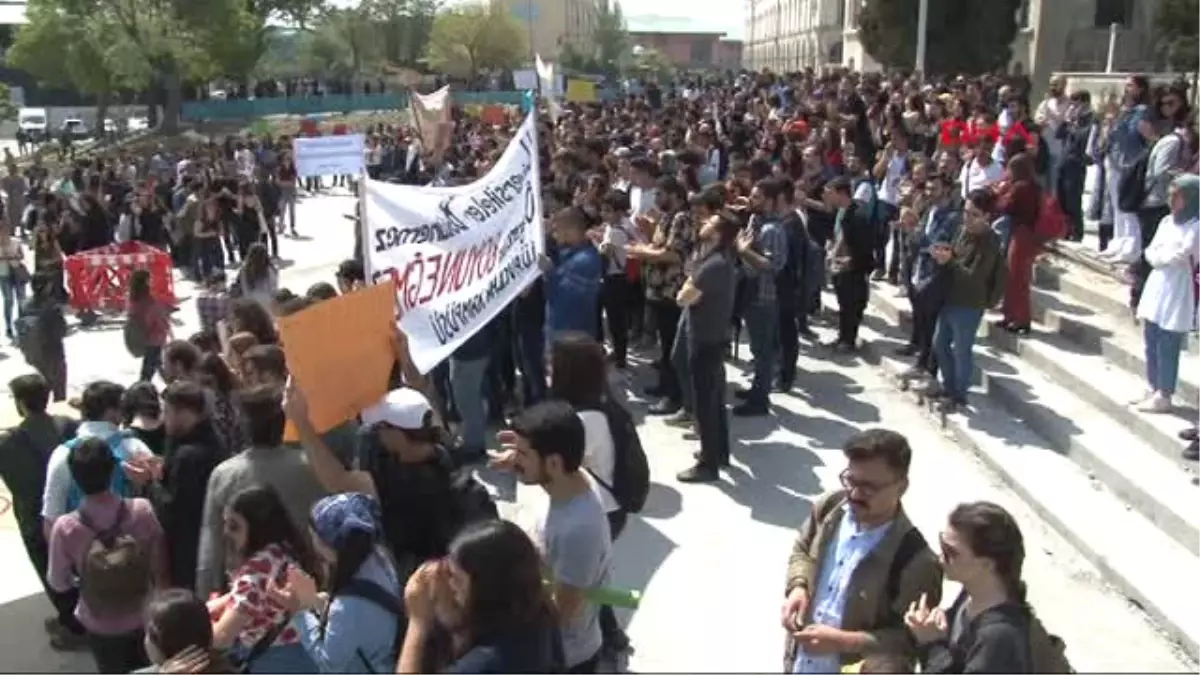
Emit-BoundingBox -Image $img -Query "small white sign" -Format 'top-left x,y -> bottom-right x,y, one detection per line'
293,134 -> 366,177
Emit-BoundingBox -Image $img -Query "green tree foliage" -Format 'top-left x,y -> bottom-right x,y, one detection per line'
858,0 -> 1021,75
298,5 -> 380,78
8,0 -> 149,134
0,84 -> 17,123
364,0 -> 440,68
630,46 -> 673,76
1154,0 -> 1199,72
593,0 -> 629,75
424,2 -> 527,80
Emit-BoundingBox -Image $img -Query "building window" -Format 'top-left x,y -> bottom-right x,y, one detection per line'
1094,0 -> 1133,28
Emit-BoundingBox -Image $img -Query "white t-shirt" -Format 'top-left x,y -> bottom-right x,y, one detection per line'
236,148 -> 256,177
629,186 -> 657,219
577,410 -> 620,513
878,155 -> 907,205
959,158 -> 1004,199
600,218 -> 643,275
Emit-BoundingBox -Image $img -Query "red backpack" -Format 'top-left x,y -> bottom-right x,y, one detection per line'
1035,194 -> 1068,242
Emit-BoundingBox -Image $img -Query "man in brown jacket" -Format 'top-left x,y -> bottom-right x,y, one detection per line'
781,428 -> 943,672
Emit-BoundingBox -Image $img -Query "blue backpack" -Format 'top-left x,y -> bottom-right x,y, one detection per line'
65,431 -> 137,511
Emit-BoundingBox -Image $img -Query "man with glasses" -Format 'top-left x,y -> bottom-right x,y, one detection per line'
779,429 -> 943,673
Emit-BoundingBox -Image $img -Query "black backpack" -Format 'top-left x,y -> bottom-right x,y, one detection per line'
583,396 -> 650,514
1118,151 -> 1150,213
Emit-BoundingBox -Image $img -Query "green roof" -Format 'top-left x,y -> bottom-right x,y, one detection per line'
625,13 -> 743,40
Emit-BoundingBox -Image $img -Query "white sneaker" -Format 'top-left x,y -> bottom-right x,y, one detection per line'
1136,393 -> 1172,413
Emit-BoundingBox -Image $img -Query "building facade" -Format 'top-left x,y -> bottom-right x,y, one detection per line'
629,30 -> 744,70
746,0 -> 1166,92
492,0 -> 597,62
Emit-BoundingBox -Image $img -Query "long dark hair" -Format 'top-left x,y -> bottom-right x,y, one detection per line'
317,527 -> 380,640
448,519 -> 556,643
549,333 -> 607,408
227,486 -> 319,579
240,242 -> 273,288
128,268 -> 153,306
948,501 -> 1027,606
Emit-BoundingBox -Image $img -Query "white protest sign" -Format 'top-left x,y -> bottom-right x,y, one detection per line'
293,134 -> 366,177
364,112 -> 545,374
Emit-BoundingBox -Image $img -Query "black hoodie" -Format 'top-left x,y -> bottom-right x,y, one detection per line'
150,420 -> 225,590
919,589 -> 1033,673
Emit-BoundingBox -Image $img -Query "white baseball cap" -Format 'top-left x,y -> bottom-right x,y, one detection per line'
360,387 -> 435,430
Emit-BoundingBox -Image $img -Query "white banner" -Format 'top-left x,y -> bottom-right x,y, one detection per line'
294,134 -> 365,177
364,112 -> 545,374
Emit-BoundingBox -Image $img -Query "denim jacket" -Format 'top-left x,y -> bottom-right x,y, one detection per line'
910,204 -> 961,294
1105,104 -> 1148,170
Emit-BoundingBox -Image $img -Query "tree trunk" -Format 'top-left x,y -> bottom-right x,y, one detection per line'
94,92 -> 110,141
161,63 -> 183,135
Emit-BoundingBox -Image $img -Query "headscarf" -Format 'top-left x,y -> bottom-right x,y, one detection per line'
1171,173 -> 1200,225
310,492 -> 383,549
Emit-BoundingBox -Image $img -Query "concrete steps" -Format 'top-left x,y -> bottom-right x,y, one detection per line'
849,251 -> 1200,654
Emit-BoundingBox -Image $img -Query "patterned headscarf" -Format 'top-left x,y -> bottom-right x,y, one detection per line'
310,492 -> 383,549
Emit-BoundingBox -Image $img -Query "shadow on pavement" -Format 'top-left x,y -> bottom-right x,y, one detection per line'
0,591 -> 94,673
609,514 -> 677,638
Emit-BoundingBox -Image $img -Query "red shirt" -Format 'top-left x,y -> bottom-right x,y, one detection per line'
129,300 -> 170,346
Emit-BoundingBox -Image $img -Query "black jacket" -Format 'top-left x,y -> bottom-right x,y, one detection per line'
151,421 -> 225,590
0,413 -> 75,535
835,202 -> 876,276
920,590 -> 1033,673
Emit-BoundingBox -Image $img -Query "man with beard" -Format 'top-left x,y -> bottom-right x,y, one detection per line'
627,176 -> 696,416
733,178 -> 790,416
147,380 -> 225,590
1056,91 -> 1097,242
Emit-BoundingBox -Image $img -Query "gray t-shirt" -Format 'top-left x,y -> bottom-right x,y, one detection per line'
688,250 -> 736,345
540,486 -> 611,668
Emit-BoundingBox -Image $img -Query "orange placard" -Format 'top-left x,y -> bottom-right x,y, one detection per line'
480,104 -> 507,126
279,281 -> 397,441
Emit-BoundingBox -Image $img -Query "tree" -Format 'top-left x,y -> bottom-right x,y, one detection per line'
858,0 -> 1021,75
592,0 -> 629,75
424,2 -> 527,80
7,0 -> 147,135
1154,0 -> 1199,72
298,5 -> 381,79
560,43 -> 600,73
364,0 -> 440,69
0,84 -> 17,123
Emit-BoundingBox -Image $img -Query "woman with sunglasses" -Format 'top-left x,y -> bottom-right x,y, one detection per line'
903,501 -> 1035,673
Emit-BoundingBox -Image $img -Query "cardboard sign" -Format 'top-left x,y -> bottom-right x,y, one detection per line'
279,281 -> 397,440
565,79 -> 597,103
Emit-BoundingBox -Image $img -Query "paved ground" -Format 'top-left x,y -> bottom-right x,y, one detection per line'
0,188 -> 1193,673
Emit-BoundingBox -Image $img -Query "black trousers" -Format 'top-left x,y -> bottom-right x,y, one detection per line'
1058,164 -> 1087,241
650,299 -> 682,403
598,510 -> 628,646
691,341 -> 731,468
1131,205 -> 1171,310
601,275 -> 630,367
88,630 -> 148,674
21,526 -> 85,635
777,276 -> 800,388
833,272 -> 870,347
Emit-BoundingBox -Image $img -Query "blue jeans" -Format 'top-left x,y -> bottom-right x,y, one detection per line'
744,301 -> 779,403
450,355 -> 490,452
139,345 -> 163,382
933,305 -> 985,402
1144,320 -> 1185,396
992,216 -> 1013,259
192,237 -> 224,280
1,275 -> 26,334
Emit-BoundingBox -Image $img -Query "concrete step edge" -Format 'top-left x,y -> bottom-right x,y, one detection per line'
866,290 -> 1200,553
853,304 -> 1200,655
